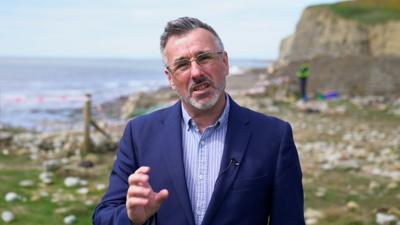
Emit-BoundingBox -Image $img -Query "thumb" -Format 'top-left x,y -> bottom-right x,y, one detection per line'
154,189 -> 169,208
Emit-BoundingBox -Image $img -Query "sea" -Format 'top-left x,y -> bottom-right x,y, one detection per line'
0,57 -> 268,131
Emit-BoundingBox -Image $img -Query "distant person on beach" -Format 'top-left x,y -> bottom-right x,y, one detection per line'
93,17 -> 305,225
297,63 -> 310,102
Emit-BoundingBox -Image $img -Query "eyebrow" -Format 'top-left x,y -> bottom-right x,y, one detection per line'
172,51 -> 208,63
173,56 -> 189,63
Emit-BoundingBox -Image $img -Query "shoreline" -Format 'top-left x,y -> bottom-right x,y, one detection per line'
0,66 -> 267,133
2,63 -> 400,133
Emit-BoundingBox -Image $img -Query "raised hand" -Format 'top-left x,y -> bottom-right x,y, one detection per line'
126,166 -> 169,225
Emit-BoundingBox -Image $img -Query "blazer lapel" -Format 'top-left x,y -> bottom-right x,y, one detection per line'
201,99 -> 251,225
161,101 -> 195,225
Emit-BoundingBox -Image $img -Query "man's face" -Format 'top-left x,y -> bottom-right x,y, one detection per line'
163,28 -> 229,111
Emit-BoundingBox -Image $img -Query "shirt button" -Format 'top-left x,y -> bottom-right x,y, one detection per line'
200,141 -> 205,145
199,175 -> 203,180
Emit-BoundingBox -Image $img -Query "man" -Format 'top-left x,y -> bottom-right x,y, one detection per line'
296,63 -> 310,102
93,17 -> 305,225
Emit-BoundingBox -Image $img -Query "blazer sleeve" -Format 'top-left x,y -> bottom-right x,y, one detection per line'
269,122 -> 305,225
92,121 -> 154,225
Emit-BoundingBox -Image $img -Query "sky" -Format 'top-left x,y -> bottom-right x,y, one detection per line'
0,0 -> 338,60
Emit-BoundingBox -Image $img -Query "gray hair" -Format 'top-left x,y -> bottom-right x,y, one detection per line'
160,17 -> 224,61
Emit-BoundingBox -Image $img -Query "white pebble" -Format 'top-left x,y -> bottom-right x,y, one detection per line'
63,215 -> 77,224
1,211 -> 15,223
40,191 -> 49,197
96,183 -> 106,191
79,179 -> 88,186
4,192 -> 19,202
376,212 -> 398,225
19,179 -> 34,187
61,157 -> 69,164
64,177 -> 80,188
306,218 -> 318,225
76,188 -> 89,195
39,172 -> 53,184
85,200 -> 95,206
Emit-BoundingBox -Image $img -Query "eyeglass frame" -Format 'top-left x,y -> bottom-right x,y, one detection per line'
165,51 -> 224,76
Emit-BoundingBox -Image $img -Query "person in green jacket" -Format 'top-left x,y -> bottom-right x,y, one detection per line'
296,63 -> 310,101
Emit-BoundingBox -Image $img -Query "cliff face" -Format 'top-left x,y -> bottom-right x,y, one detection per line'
369,21 -> 400,56
279,7 -> 400,64
275,5 -> 400,96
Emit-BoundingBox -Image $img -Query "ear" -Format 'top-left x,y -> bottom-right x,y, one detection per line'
222,51 -> 229,77
164,69 -> 176,90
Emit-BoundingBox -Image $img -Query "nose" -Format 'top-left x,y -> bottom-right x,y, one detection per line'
189,60 -> 203,80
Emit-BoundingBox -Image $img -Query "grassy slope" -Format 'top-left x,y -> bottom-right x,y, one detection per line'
317,0 -> 400,24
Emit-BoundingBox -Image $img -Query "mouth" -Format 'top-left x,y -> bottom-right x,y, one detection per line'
192,82 -> 210,92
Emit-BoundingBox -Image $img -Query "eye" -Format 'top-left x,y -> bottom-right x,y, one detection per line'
196,53 -> 213,64
173,59 -> 190,71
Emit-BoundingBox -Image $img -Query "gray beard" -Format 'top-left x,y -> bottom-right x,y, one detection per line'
178,81 -> 226,111
187,90 -> 220,110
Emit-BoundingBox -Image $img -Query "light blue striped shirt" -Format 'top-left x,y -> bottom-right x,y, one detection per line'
181,97 -> 230,225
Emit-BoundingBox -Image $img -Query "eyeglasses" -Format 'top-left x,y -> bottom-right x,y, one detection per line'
166,51 -> 224,76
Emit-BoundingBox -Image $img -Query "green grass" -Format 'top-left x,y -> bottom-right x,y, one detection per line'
0,152 -> 111,225
319,0 -> 400,24
304,170 -> 399,225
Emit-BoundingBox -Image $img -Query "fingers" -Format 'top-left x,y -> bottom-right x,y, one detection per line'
127,166 -> 153,200
126,188 -> 168,209
128,166 -> 151,187
126,166 -> 169,209
126,196 -> 149,207
126,166 -> 168,225
127,185 -> 152,198
135,166 -> 151,174
154,189 -> 169,206
128,173 -> 149,186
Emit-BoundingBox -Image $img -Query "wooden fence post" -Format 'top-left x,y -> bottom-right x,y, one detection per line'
83,93 -> 92,153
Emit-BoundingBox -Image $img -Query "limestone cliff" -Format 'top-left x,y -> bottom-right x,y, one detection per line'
279,6 -> 400,64
274,1 -> 400,96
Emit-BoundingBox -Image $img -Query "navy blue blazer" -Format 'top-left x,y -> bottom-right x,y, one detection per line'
93,97 -> 305,225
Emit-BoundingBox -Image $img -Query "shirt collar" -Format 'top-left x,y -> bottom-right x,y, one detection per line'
181,94 -> 230,131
